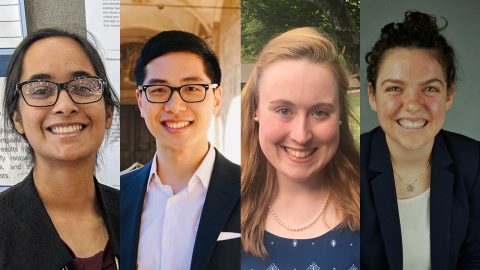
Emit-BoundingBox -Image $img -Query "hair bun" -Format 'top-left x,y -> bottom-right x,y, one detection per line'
403,10 -> 447,32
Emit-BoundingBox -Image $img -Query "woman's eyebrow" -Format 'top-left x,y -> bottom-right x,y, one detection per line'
419,78 -> 444,86
269,99 -> 294,106
311,102 -> 335,110
269,99 -> 335,109
27,73 -> 52,80
71,71 -> 93,78
380,79 -> 404,86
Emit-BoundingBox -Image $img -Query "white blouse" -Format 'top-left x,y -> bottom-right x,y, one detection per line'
397,188 -> 431,270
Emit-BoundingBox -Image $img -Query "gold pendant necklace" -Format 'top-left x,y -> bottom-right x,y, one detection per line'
393,157 -> 432,192
268,192 -> 329,231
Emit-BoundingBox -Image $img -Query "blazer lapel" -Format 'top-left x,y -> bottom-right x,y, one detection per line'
21,172 -> 73,268
120,160 -> 152,270
190,150 -> 240,270
369,129 -> 403,270
430,132 -> 454,270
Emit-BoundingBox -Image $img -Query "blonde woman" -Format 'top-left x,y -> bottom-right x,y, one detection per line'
241,27 -> 360,269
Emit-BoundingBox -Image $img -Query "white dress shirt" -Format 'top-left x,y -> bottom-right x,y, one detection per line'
398,188 -> 431,270
137,144 -> 216,270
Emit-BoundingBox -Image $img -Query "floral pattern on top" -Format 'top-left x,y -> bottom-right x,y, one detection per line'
241,227 -> 359,270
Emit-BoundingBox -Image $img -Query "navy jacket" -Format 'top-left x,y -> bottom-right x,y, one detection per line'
360,127 -> 480,270
0,172 -> 120,269
120,148 -> 241,270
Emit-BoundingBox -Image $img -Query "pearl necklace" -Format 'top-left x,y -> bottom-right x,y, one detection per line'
268,192 -> 330,232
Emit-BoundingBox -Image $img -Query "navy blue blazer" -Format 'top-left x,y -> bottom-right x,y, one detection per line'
120,148 -> 241,270
360,127 -> 480,270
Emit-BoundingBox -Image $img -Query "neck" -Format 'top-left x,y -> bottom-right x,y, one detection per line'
155,138 -> 210,193
33,155 -> 97,214
272,170 -> 325,204
386,134 -> 433,169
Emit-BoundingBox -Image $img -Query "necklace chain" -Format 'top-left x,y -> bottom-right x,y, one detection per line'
268,192 -> 330,232
393,156 -> 432,192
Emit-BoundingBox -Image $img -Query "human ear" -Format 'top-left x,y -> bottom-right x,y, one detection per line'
446,84 -> 455,110
368,83 -> 377,112
136,89 -> 145,118
212,86 -> 222,115
12,111 -> 25,134
105,105 -> 114,129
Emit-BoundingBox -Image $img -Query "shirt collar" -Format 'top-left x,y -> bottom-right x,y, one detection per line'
147,143 -> 216,193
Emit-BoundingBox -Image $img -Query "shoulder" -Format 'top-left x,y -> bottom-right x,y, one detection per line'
360,126 -> 381,148
440,129 -> 480,152
98,182 -> 120,204
360,127 -> 382,167
439,130 -> 480,167
213,149 -> 240,178
0,176 -> 32,221
120,160 -> 153,186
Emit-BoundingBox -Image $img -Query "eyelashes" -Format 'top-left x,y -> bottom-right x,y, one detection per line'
275,108 -> 330,118
386,86 -> 440,92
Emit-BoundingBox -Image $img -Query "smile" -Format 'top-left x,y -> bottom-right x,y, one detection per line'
49,124 -> 85,135
284,147 -> 317,158
162,121 -> 192,129
398,119 -> 427,129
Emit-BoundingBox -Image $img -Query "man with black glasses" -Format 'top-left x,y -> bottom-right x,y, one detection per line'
120,31 -> 240,270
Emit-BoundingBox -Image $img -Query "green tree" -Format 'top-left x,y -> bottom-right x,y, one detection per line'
242,0 -> 359,76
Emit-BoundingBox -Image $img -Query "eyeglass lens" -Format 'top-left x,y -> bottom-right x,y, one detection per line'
21,78 -> 103,106
145,84 -> 206,102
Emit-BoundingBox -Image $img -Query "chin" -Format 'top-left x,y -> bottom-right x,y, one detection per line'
279,169 -> 318,182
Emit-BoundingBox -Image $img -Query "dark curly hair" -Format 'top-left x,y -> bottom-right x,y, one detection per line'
366,10 -> 457,94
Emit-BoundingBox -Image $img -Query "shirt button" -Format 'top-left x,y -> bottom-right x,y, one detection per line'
164,240 -> 170,246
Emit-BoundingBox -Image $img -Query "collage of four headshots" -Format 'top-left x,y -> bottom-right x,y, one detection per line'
0,0 -> 479,269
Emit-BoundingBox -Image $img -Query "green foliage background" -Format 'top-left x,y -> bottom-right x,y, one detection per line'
241,0 -> 360,75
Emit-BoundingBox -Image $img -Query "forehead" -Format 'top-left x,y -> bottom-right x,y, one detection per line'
21,37 -> 96,81
377,48 -> 445,85
259,59 -> 338,105
144,52 -> 210,84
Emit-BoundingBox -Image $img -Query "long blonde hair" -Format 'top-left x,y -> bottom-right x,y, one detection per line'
241,27 -> 360,259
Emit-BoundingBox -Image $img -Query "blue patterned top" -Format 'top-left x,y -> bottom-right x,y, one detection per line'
241,227 -> 359,270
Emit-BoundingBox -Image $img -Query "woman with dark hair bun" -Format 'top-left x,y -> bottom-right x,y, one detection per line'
361,11 -> 480,269
0,29 -> 120,269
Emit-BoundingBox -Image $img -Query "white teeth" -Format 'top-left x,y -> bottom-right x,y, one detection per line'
164,121 -> 191,129
51,124 -> 84,135
399,120 -> 426,129
285,147 -> 315,158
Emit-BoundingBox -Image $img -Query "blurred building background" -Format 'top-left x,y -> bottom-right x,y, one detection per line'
120,0 -> 241,171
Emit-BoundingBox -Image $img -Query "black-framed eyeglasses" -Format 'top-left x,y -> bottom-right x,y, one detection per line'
137,84 -> 218,103
16,76 -> 105,107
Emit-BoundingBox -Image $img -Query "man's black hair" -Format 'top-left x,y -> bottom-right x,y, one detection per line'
134,30 -> 221,86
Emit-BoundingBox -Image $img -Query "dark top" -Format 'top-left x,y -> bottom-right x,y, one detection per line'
121,148 -> 240,270
0,171 -> 120,269
241,227 -> 360,270
360,127 -> 480,270
65,240 -> 116,270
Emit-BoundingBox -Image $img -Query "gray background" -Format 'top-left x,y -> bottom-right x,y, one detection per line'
24,0 -> 85,35
360,0 -> 480,141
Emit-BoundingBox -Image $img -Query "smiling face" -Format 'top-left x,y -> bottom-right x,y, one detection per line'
256,59 -> 340,182
369,48 -> 454,151
14,37 -> 113,164
136,52 -> 221,153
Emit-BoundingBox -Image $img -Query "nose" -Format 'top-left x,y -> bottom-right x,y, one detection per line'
402,88 -> 423,112
52,90 -> 78,116
289,116 -> 312,145
164,91 -> 187,113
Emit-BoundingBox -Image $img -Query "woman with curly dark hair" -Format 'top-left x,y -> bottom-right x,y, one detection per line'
361,11 -> 480,269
